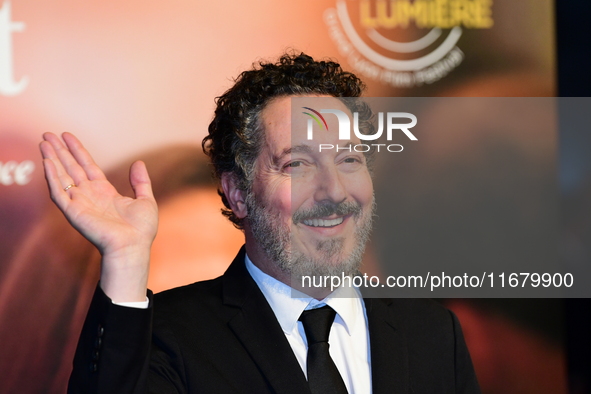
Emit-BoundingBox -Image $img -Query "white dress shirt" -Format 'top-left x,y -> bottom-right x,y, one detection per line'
245,254 -> 372,394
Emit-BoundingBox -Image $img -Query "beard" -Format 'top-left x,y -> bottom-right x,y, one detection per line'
245,190 -> 375,280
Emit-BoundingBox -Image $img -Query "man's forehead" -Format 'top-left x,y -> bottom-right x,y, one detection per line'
260,95 -> 356,155
261,95 -> 351,121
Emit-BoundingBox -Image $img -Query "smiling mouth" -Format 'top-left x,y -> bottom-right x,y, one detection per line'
302,216 -> 344,228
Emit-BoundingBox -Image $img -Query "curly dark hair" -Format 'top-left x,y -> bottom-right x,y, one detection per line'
202,52 -> 367,229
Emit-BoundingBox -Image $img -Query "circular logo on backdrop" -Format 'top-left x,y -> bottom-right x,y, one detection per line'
324,0 -> 494,88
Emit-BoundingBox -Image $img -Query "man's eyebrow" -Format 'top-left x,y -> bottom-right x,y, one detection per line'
273,144 -> 313,166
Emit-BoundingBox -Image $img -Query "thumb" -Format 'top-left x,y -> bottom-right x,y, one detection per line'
129,160 -> 155,200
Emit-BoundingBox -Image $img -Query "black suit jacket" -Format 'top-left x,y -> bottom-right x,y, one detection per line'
69,248 -> 480,393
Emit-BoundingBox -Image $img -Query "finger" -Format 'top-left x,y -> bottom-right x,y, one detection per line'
42,132 -> 88,186
62,132 -> 107,181
129,161 -> 155,201
40,138 -> 77,191
41,157 -> 72,209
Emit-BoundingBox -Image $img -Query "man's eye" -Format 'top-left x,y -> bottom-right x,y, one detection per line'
344,157 -> 361,164
286,161 -> 302,168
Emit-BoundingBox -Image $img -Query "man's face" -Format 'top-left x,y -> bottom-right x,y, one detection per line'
246,95 -> 374,280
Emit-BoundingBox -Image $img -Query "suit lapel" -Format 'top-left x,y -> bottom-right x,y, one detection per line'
219,249 -> 410,394
222,249 -> 311,394
365,298 -> 410,394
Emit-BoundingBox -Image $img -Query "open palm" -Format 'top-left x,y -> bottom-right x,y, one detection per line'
40,132 -> 158,301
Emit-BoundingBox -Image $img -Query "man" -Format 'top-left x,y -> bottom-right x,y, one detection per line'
40,52 -> 480,393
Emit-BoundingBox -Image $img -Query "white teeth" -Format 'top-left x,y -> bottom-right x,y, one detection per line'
303,217 -> 344,227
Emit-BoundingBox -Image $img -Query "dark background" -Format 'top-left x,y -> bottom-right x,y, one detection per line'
557,1 -> 591,392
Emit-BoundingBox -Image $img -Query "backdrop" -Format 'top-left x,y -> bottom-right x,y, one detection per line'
0,1 -> 560,393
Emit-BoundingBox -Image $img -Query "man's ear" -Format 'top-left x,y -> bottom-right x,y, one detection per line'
221,172 -> 248,219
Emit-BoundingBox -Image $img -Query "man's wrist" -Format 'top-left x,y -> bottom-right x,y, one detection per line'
99,248 -> 151,303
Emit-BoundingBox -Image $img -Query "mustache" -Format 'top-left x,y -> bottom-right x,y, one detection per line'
292,200 -> 362,225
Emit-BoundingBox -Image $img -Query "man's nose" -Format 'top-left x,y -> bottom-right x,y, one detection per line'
313,165 -> 347,204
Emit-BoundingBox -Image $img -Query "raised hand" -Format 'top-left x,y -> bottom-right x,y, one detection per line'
40,132 -> 158,302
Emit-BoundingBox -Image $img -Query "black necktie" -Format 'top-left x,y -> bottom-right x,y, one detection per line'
299,305 -> 349,394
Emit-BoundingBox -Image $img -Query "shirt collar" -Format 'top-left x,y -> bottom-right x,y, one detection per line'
244,253 -> 363,336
